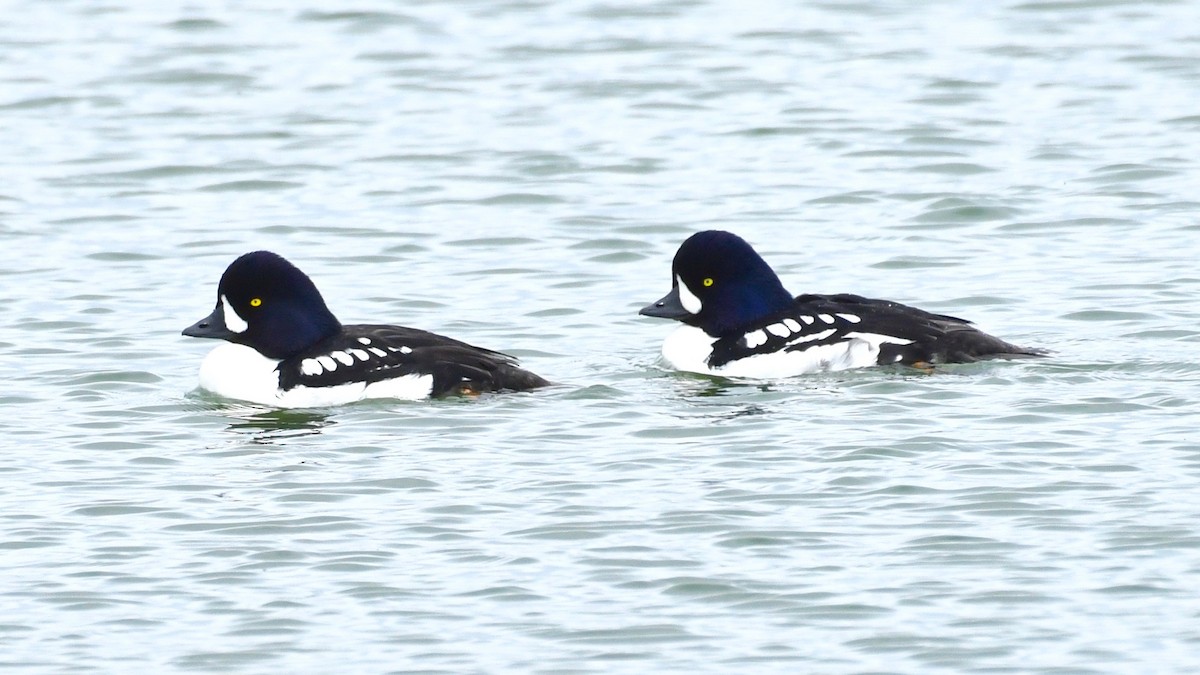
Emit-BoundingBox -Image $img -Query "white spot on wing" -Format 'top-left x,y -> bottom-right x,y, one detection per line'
220,294 -> 248,334
799,315 -> 814,325
348,348 -> 370,361
783,318 -> 803,332
400,346 -> 413,355
357,337 -> 372,345
744,329 -> 768,348
676,275 -> 702,315
766,322 -> 790,338
331,350 -> 354,366
368,347 -> 387,358
818,314 -> 834,324
300,358 -> 322,376
316,355 -> 337,371
837,313 -> 861,324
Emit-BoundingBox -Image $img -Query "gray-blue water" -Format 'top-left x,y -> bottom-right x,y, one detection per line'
4,0 -> 1200,672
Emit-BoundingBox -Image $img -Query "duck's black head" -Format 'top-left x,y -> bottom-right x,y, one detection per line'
182,251 -> 342,359
639,230 -> 794,336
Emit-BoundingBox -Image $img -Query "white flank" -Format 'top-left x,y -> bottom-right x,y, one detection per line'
361,374 -> 435,400
220,295 -> 248,333
844,331 -> 913,346
676,275 -> 703,314
726,341 -> 877,377
659,327 -> 906,379
283,373 -> 434,407
194,342 -> 435,408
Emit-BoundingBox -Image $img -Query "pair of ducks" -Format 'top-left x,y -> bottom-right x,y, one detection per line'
184,230 -> 1043,407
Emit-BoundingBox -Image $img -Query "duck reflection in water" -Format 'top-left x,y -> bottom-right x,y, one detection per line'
222,405 -> 333,443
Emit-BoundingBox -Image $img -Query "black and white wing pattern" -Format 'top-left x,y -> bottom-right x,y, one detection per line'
276,324 -> 549,396
708,293 -> 1042,369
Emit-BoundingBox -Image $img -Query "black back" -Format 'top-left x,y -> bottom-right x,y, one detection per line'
708,293 -> 1045,368
277,324 -> 550,396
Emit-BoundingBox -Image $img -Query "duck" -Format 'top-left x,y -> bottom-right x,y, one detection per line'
639,230 -> 1044,377
183,251 -> 548,406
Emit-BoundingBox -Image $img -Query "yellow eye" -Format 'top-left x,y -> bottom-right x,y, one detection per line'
702,278 -> 714,287
249,298 -> 262,307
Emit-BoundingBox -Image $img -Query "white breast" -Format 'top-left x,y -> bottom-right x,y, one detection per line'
195,342 -> 434,407
197,343 -> 284,404
660,325 -> 719,374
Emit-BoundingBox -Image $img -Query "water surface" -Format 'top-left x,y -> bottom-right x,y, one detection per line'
3,0 -> 1200,672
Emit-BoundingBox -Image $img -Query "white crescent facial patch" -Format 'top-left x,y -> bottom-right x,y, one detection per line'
220,294 -> 248,333
676,275 -> 702,314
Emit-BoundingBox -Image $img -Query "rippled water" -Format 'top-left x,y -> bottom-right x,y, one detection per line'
4,0 -> 1200,672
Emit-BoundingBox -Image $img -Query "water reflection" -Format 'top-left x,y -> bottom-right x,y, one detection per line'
223,406 -> 333,443
184,390 -> 335,441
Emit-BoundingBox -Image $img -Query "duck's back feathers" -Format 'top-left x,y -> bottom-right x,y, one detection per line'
707,293 -> 1044,370
276,324 -> 550,396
